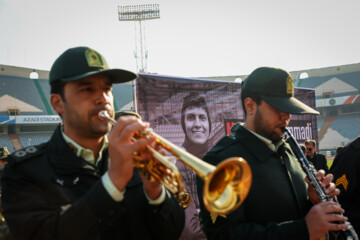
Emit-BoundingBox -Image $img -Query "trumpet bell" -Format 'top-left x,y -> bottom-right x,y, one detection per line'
203,157 -> 252,215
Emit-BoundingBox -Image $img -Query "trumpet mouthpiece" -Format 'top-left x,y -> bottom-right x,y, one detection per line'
98,110 -> 109,120
98,110 -> 116,124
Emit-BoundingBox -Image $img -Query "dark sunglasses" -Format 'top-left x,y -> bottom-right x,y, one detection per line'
306,148 -> 313,151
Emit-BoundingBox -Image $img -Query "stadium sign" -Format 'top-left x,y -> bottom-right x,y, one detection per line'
0,115 -> 62,125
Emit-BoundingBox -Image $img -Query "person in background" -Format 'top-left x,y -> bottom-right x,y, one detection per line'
305,139 -> 329,174
1,46 -> 184,240
198,67 -> 348,240
330,136 -> 360,234
336,146 -> 344,155
300,144 -> 306,155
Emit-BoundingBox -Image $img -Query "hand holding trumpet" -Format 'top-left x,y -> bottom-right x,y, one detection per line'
105,113 -> 162,200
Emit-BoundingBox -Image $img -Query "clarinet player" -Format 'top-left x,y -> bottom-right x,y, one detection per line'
198,67 -> 349,240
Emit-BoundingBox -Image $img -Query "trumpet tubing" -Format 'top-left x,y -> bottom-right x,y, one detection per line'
99,110 -> 252,215
153,131 -> 252,215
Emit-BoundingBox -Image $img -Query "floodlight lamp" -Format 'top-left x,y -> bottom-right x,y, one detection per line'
118,4 -> 160,21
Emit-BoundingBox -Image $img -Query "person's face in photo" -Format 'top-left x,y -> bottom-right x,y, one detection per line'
184,106 -> 210,144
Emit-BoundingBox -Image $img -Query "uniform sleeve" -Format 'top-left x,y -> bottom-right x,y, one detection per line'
198,153 -> 310,240
84,175 -> 185,240
2,161 -> 121,240
330,146 -> 360,224
145,190 -> 185,240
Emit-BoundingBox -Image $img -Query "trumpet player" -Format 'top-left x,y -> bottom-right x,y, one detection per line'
198,67 -> 349,240
1,47 -> 184,240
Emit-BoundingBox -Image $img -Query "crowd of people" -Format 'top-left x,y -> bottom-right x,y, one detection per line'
0,46 -> 359,240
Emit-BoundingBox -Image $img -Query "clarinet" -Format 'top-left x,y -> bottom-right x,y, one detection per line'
282,127 -> 358,240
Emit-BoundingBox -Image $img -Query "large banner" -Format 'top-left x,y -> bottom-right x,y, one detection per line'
135,74 -> 318,159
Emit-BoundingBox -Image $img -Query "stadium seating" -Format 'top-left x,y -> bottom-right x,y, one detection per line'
38,78 -> 52,109
330,113 -> 360,141
0,133 -> 15,152
18,132 -> 52,147
112,83 -> 134,111
317,115 -> 325,131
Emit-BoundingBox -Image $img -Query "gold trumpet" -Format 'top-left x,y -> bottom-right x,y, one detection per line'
99,110 -> 252,216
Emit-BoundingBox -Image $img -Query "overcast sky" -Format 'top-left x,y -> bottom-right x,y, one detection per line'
0,0 -> 359,78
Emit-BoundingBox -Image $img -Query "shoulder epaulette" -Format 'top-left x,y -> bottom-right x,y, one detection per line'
9,143 -> 46,164
209,136 -> 237,154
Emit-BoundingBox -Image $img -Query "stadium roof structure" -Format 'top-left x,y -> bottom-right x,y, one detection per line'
0,94 -> 42,112
314,77 -> 358,96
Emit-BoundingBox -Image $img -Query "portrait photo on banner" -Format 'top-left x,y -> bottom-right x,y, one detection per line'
134,74 -> 318,157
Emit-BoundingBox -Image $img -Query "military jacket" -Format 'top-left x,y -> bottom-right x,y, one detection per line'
198,125 -> 312,240
330,136 -> 360,234
1,126 -> 184,240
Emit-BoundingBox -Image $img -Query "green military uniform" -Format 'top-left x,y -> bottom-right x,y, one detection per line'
198,125 -> 312,240
1,126 -> 184,240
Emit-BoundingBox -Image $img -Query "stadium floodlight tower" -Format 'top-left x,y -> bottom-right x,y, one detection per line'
118,4 -> 160,73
